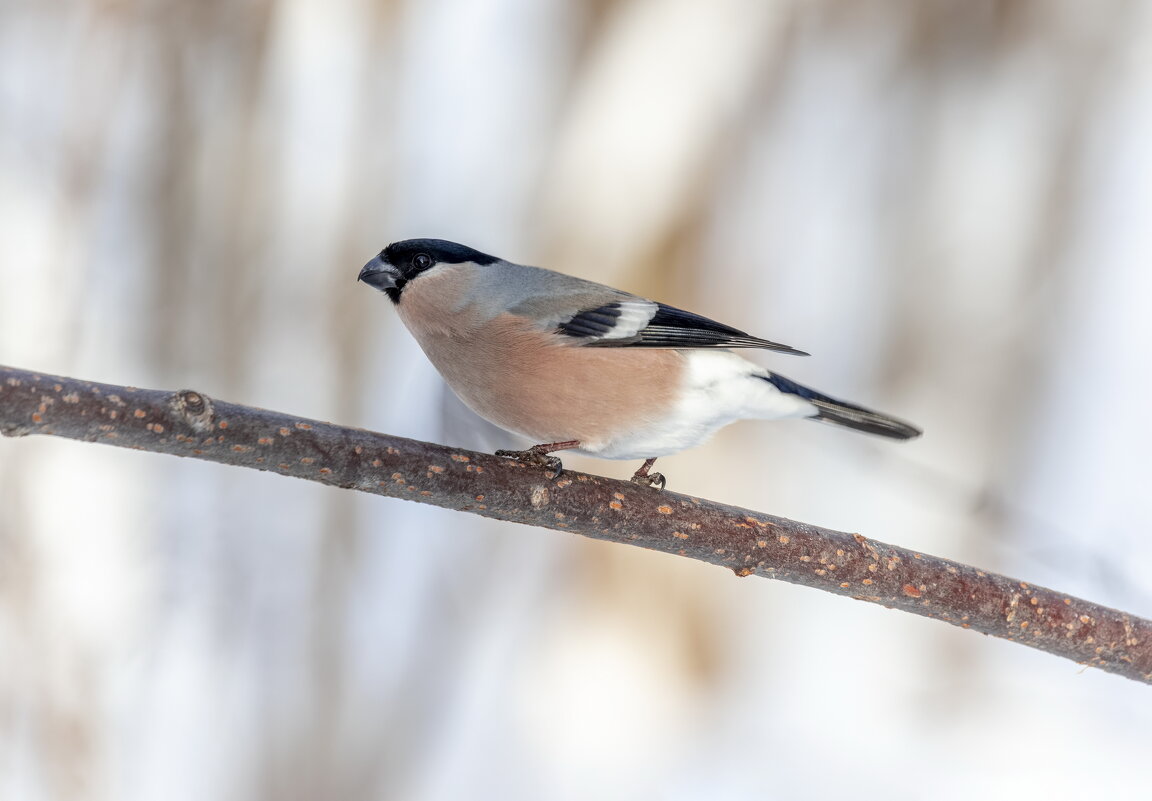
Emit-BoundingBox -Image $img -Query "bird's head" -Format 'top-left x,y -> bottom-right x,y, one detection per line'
358,238 -> 498,303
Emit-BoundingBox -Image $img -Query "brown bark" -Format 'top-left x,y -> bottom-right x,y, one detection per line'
2,364 -> 1150,684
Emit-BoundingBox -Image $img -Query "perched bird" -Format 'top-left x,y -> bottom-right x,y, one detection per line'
359,238 -> 920,489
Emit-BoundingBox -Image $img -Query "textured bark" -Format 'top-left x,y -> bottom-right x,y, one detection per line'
2,364 -> 1150,684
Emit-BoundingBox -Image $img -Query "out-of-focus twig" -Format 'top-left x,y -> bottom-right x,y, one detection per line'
2,364 -> 1150,685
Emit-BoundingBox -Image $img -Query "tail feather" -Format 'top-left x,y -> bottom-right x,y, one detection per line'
761,373 -> 921,441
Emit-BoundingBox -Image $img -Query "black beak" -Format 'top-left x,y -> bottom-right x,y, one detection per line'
358,255 -> 401,291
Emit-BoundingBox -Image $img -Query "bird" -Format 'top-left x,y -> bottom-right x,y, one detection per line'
358,238 -> 920,489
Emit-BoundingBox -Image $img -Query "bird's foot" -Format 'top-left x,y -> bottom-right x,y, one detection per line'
630,471 -> 666,490
496,448 -> 564,478
495,441 -> 579,479
630,458 -> 666,490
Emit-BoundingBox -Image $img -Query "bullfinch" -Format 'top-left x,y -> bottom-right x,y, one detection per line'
359,238 -> 920,489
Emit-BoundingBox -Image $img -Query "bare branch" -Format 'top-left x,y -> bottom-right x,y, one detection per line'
2,364 -> 1150,684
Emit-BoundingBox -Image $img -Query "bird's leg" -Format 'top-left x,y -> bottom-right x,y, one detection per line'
630,458 -> 666,490
495,440 -> 580,479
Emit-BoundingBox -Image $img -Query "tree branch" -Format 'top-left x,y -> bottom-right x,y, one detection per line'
2,363 -> 1149,684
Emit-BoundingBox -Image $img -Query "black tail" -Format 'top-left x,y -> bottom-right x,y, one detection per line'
761,373 -> 921,441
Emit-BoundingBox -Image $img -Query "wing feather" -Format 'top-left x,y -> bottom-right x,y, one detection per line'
557,300 -> 808,355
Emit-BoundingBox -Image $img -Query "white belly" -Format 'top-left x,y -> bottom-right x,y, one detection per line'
580,350 -> 817,460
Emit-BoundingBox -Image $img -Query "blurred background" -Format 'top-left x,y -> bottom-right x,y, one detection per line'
3,0 -> 1152,798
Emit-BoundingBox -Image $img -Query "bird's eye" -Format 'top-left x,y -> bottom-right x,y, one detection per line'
413,253 -> 433,270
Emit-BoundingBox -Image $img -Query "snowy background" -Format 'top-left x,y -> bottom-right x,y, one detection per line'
2,1 -> 1152,799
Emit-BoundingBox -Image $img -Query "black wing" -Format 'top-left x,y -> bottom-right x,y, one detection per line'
557,300 -> 808,355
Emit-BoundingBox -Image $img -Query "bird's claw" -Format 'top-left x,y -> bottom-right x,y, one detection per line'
496,448 -> 564,479
630,471 -> 666,491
